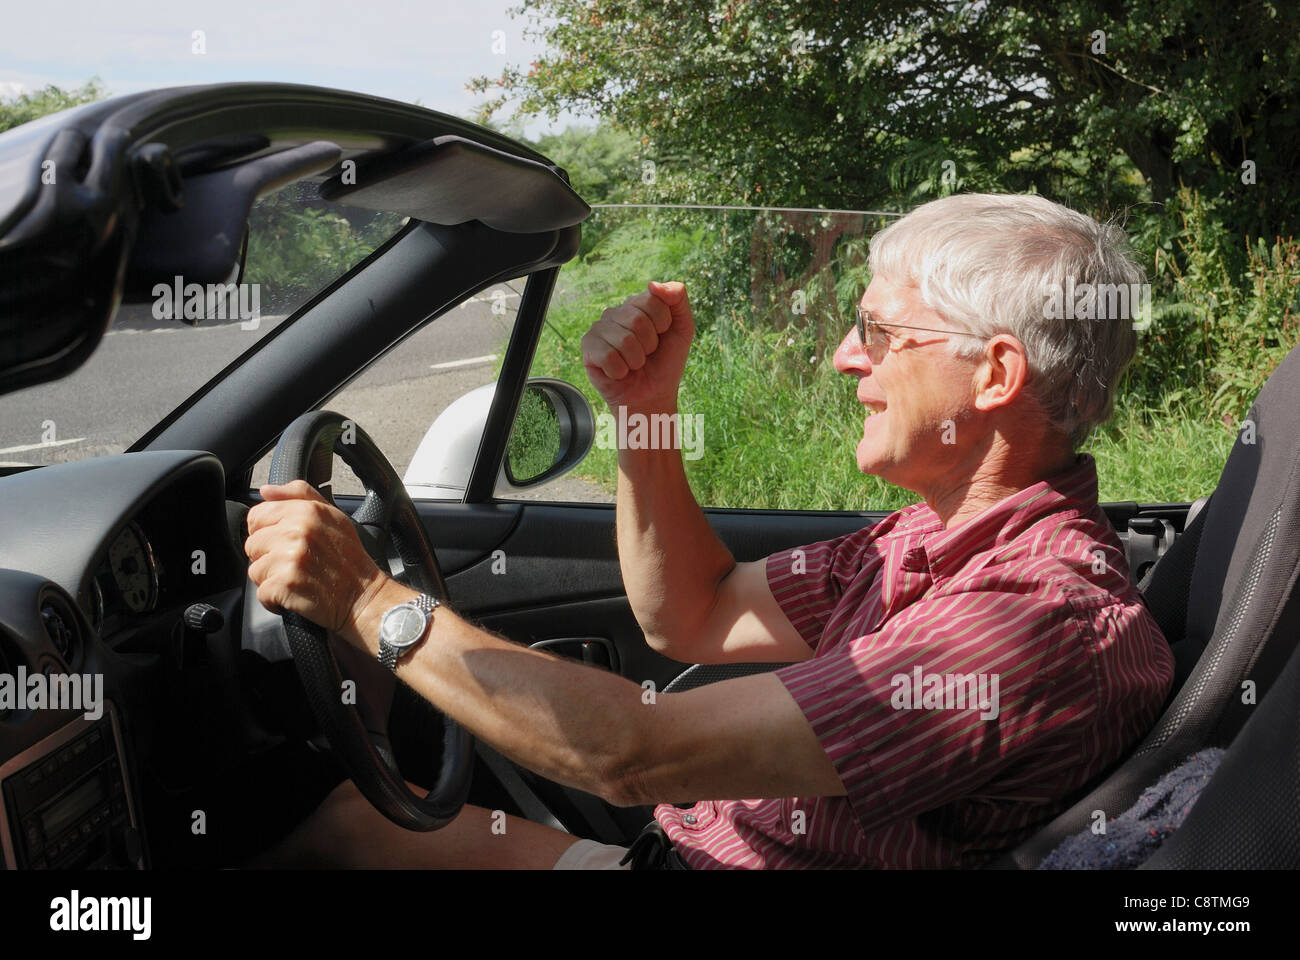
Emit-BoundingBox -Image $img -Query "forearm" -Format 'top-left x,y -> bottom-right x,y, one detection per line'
613,402 -> 736,656
346,579 -> 646,804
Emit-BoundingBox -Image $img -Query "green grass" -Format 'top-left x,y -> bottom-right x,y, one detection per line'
530,222 -> 1247,510
1085,399 -> 1234,503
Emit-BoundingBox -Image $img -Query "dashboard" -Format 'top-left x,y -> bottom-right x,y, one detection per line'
0,450 -> 250,868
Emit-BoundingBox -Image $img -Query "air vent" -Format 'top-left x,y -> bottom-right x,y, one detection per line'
39,592 -> 80,665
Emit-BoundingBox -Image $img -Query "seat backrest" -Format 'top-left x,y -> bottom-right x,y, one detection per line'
997,342 -> 1300,869
1141,342 -> 1300,746
1140,497 -> 1209,688
1140,629 -> 1300,869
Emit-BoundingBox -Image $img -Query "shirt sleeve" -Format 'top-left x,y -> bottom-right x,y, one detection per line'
773,584 -> 1099,835
765,525 -> 879,654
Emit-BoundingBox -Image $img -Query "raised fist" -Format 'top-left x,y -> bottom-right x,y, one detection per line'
581,280 -> 695,411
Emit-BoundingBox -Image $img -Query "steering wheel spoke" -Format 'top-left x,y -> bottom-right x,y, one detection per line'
267,410 -> 472,830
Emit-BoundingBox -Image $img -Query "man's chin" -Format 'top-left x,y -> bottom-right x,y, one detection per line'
857,437 -> 913,488
855,439 -> 888,479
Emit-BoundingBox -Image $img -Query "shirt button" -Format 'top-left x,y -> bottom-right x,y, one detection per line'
683,813 -> 697,825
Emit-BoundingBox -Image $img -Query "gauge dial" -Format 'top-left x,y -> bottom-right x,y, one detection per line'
108,522 -> 159,613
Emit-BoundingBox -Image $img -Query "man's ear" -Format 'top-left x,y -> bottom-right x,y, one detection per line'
972,335 -> 1031,412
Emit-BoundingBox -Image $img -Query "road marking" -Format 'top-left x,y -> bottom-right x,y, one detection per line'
430,354 -> 498,370
0,437 -> 85,454
459,290 -> 520,309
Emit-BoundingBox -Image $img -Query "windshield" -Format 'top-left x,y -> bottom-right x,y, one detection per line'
0,181 -> 406,468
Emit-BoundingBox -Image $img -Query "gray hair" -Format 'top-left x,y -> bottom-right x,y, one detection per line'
868,193 -> 1145,448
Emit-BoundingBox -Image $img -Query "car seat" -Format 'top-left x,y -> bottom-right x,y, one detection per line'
995,341 -> 1300,868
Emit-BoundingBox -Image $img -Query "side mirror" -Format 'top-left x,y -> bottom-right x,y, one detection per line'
403,377 -> 596,499
505,377 -> 597,486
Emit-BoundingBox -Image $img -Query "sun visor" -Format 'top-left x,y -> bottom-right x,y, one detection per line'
318,135 -> 590,234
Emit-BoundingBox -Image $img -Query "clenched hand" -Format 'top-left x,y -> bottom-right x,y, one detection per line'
243,479 -> 390,640
581,280 -> 695,410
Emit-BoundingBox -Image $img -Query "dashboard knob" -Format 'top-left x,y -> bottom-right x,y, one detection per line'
182,603 -> 223,634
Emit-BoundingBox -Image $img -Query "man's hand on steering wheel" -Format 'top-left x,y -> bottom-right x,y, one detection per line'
250,411 -> 472,831
244,478 -> 393,649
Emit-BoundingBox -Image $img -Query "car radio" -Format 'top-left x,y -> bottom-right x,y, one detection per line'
0,703 -> 143,869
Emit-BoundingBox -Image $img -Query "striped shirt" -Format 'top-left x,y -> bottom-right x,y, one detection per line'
654,454 -> 1174,868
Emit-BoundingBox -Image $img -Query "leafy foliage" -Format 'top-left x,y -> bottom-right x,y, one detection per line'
497,3 -> 1300,439
0,79 -> 107,133
477,1 -> 1300,241
244,183 -> 405,307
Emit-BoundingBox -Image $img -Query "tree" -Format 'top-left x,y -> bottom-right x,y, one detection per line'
533,124 -> 639,205
471,1 -> 1300,241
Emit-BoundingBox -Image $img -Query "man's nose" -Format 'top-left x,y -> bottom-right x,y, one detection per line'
833,326 -> 871,376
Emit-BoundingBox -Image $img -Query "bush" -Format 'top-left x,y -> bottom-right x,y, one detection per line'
244,183 -> 406,308
1123,189 -> 1300,426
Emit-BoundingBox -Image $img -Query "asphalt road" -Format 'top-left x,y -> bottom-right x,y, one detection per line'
1,289 -> 611,503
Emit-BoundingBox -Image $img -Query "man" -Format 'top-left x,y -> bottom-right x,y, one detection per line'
244,192 -> 1175,869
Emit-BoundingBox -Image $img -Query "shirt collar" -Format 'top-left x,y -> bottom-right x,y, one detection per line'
905,453 -> 1099,580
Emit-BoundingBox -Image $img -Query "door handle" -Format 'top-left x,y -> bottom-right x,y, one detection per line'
530,636 -> 619,672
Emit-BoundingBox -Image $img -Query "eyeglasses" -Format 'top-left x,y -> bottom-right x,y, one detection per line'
855,304 -> 987,363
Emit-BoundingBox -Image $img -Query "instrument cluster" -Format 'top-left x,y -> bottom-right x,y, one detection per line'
85,521 -> 166,638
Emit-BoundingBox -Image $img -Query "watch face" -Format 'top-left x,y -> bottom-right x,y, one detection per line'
380,603 -> 427,649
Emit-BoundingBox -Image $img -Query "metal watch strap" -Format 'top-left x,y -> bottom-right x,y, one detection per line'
377,593 -> 440,670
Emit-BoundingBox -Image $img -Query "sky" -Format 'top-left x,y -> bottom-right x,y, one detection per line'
0,0 -> 583,138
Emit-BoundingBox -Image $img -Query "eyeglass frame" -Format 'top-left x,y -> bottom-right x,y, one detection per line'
855,304 -> 988,362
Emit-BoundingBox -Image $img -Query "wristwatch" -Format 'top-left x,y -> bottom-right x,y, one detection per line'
377,593 -> 440,670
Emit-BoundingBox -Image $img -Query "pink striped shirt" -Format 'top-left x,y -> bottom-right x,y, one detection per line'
654,454 -> 1174,868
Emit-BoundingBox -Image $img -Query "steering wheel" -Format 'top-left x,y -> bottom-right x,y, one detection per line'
267,409 -> 474,830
